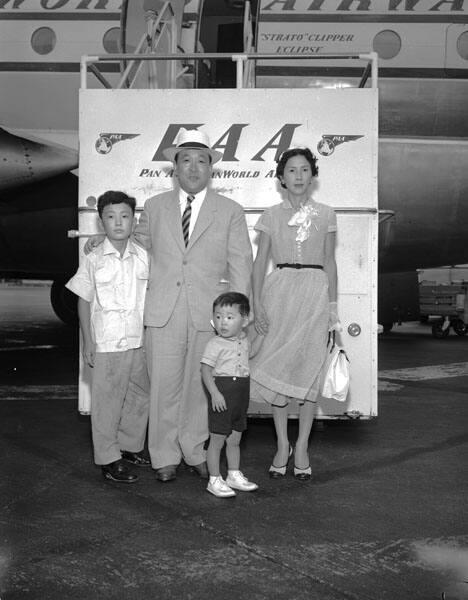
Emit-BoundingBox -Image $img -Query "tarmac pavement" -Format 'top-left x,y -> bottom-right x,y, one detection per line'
1,284 -> 467,599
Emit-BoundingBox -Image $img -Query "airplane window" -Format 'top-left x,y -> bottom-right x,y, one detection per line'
372,30 -> 401,60
456,31 -> 468,60
31,27 -> 56,55
103,27 -> 121,54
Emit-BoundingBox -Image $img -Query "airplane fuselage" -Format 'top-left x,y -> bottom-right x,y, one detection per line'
1,0 -> 467,285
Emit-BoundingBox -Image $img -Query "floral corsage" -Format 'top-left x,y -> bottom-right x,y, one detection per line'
288,203 -> 319,242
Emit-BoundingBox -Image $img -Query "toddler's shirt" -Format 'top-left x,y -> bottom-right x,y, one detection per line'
201,333 -> 250,377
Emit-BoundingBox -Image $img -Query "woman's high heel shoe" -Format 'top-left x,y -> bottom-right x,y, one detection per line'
269,445 -> 293,478
293,465 -> 312,481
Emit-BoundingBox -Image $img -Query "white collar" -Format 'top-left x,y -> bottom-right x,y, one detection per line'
178,188 -> 207,206
102,237 -> 137,258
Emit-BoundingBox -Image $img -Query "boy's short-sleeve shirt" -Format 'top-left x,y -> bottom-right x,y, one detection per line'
201,334 -> 250,377
66,238 -> 149,352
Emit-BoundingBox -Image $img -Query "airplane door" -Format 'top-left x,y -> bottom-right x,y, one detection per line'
444,25 -> 468,72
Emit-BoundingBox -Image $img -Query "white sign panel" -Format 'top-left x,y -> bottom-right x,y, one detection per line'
78,88 -> 378,419
80,88 -> 376,210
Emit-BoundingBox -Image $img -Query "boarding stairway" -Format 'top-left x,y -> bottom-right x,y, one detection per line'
83,0 -> 372,92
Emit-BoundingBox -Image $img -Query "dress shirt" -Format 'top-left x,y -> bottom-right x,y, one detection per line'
178,188 -> 207,239
201,333 -> 250,377
66,238 -> 149,353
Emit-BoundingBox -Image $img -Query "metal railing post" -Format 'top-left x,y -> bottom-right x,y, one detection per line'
80,56 -> 88,89
233,54 -> 246,89
359,52 -> 378,89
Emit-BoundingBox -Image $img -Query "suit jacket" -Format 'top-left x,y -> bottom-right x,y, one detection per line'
134,189 -> 253,331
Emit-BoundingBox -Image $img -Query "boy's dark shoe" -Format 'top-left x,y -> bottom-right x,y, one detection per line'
102,459 -> 139,483
155,465 -> 177,482
189,461 -> 209,479
121,450 -> 151,467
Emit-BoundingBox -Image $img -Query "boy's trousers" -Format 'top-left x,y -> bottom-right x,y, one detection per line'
91,347 -> 150,465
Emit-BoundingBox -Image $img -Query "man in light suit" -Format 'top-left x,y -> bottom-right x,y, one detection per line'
134,128 -> 253,482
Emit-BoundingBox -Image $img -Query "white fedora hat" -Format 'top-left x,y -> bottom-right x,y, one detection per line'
163,128 -> 222,164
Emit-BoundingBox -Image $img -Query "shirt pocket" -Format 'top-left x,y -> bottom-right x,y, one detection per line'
136,265 -> 149,283
135,263 -> 149,298
125,309 -> 144,339
94,267 -> 117,309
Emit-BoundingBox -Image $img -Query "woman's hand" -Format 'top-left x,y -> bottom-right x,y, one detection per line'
83,235 -> 105,255
254,302 -> 269,335
328,301 -> 342,333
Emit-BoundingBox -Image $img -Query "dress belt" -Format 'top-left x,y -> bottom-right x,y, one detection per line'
276,263 -> 323,270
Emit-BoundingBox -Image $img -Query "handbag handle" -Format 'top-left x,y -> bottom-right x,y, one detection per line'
327,330 -> 336,352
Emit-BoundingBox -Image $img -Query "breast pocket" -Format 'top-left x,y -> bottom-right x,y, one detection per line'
135,272 -> 149,306
94,268 -> 117,309
135,261 -> 149,282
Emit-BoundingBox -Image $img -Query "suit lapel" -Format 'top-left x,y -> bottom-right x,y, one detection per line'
164,191 -> 184,250
187,191 -> 216,249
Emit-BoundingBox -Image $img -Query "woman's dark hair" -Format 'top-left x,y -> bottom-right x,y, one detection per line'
275,147 -> 319,188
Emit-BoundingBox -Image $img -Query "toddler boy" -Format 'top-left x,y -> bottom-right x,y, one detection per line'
201,292 -> 262,497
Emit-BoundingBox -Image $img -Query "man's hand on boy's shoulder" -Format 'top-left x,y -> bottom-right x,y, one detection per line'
83,235 -> 105,255
82,341 -> 96,368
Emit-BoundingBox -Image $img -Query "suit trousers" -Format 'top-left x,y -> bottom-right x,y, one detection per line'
145,287 -> 212,469
91,347 -> 150,465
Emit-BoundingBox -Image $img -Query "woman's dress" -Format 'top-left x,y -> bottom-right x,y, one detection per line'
250,199 -> 337,407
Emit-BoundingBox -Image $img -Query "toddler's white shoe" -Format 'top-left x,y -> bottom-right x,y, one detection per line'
206,476 -> 236,498
226,470 -> 258,492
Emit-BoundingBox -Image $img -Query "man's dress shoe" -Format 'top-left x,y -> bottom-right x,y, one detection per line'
101,459 -> 138,483
155,465 -> 177,482
189,461 -> 209,479
121,450 -> 151,467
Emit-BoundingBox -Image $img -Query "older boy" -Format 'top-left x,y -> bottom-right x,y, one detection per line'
67,191 -> 150,483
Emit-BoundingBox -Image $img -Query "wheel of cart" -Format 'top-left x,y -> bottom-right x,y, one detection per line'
432,317 -> 450,338
452,318 -> 467,336
431,316 -> 467,338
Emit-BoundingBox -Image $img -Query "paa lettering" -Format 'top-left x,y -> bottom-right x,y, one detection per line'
152,124 -> 302,162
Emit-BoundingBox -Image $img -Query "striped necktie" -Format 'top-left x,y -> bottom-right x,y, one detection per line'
182,194 -> 195,246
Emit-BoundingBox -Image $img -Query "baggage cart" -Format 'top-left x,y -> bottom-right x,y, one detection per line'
419,283 -> 468,338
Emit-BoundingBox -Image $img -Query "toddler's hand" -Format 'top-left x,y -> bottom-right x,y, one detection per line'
83,235 -> 105,255
211,391 -> 227,412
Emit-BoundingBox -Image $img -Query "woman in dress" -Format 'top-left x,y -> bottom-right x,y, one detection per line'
251,147 -> 340,480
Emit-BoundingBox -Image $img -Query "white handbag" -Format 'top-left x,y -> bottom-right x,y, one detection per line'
321,342 -> 350,402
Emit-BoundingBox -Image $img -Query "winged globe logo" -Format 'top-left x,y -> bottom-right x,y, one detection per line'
317,135 -> 364,156
95,133 -> 140,155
